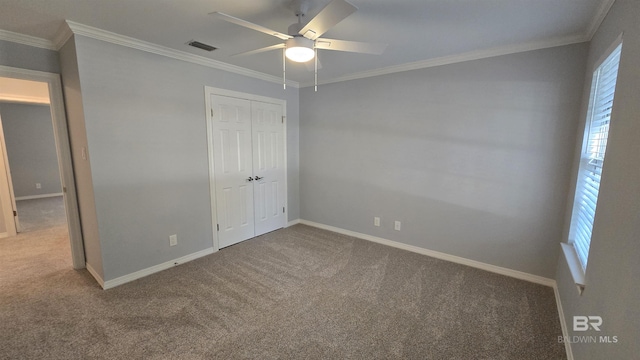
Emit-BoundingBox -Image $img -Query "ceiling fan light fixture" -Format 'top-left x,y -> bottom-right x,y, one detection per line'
285,37 -> 315,62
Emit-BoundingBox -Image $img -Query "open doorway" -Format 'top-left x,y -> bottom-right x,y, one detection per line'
0,66 -> 85,269
0,97 -> 67,233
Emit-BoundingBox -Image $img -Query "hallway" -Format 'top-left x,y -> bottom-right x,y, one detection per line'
16,196 -> 67,233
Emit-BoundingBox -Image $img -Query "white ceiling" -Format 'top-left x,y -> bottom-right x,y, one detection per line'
0,0 -> 608,85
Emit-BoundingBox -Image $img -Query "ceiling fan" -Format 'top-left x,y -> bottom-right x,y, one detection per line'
211,0 -> 387,89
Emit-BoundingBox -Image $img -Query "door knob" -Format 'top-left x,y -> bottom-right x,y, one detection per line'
255,176 -> 263,181
246,177 -> 254,182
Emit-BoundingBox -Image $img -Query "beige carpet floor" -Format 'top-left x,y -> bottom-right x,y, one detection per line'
16,196 -> 67,233
0,224 -> 566,359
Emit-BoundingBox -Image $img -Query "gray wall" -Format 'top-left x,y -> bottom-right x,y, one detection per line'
0,103 -> 62,198
300,43 -> 588,279
0,39 -> 60,74
69,35 -> 299,281
556,0 -> 640,358
59,37 -> 104,278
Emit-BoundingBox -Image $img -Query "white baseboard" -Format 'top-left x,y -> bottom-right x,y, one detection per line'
286,219 -> 301,227
85,262 -> 105,288
299,219 -> 556,287
16,192 -> 64,201
554,283 -> 574,360
102,247 -> 215,290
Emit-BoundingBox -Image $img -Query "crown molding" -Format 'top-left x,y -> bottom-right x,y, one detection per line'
586,0 -> 616,40
1,0 -> 612,89
301,34 -> 588,88
63,21 -> 299,88
0,29 -> 55,50
52,22 -> 74,50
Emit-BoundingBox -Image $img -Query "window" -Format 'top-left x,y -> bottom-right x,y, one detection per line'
565,41 -> 622,284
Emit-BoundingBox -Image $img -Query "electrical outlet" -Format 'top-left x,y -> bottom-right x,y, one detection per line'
169,234 -> 177,246
394,221 -> 401,231
36,183 -> 41,189
374,217 -> 380,227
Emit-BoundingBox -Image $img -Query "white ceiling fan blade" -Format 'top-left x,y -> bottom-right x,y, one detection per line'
232,43 -> 285,57
298,0 -> 357,40
210,12 -> 292,40
315,39 -> 387,54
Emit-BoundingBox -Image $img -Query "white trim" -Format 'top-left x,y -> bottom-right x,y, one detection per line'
299,220 -> 555,287
204,86 -> 288,252
102,247 -> 215,290
85,262 -> 105,288
204,88 -> 219,252
62,21 -> 299,88
0,232 -> 8,239
0,29 -> 56,50
0,65 -> 85,269
16,192 -> 64,201
585,0 -> 617,40
561,243 -> 586,293
0,113 -> 18,237
53,22 -> 74,50
300,34 -> 587,87
0,95 -> 50,105
554,283 -> 574,360
205,87 -> 289,106
287,219 -> 301,227
592,32 -> 623,71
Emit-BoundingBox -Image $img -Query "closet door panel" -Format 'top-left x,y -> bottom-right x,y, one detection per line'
252,101 -> 286,236
211,95 -> 255,248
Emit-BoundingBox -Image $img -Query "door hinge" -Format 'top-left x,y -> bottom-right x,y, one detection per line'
283,207 -> 285,213
13,210 -> 17,216
282,116 -> 285,124
217,224 -> 219,231
211,108 -> 214,117
63,186 -> 67,193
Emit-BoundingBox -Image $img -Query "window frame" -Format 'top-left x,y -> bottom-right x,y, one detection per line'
563,35 -> 623,293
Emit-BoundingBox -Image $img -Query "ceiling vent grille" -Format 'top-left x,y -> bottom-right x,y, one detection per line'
187,40 -> 217,52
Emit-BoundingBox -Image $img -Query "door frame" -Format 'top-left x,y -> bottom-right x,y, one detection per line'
0,65 -> 86,269
0,113 -> 22,233
204,86 -> 288,251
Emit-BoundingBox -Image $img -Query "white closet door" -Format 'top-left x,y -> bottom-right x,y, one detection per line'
211,95 -> 255,248
251,101 -> 286,236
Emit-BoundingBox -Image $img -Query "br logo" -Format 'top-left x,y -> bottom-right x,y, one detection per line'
573,316 -> 602,331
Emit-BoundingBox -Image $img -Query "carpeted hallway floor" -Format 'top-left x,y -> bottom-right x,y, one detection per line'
0,224 -> 566,359
16,196 -> 67,233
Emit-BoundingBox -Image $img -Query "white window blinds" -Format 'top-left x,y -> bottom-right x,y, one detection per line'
569,43 -> 622,271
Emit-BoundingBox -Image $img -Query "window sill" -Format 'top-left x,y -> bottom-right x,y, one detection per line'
561,242 -> 586,295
